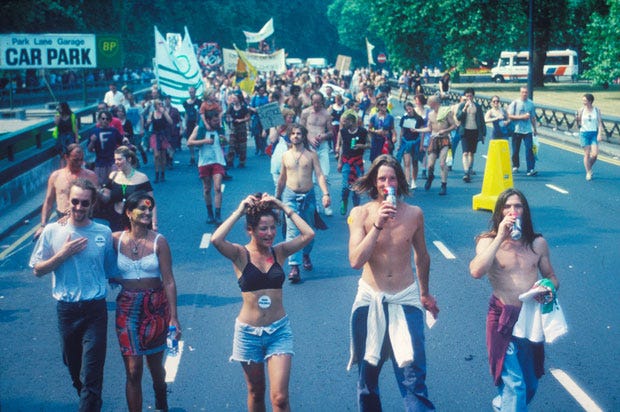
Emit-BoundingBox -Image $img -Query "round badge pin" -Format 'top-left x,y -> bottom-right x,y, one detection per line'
258,295 -> 272,309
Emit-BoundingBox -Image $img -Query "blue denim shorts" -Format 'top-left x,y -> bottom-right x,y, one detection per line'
580,131 -> 598,147
230,315 -> 294,363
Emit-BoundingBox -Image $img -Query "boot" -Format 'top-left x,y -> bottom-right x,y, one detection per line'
439,182 -> 447,196
288,265 -> 301,283
160,172 -> 165,182
153,381 -> 168,412
154,172 -> 160,183
424,169 -> 434,191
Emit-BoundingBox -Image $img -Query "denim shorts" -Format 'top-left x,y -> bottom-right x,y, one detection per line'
230,315 -> 294,363
580,131 -> 598,147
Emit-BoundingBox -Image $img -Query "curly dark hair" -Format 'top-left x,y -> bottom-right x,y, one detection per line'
121,191 -> 155,229
245,193 -> 280,229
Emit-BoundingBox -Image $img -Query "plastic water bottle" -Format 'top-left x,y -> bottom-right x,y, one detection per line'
511,217 -> 522,240
386,187 -> 397,207
167,325 -> 178,356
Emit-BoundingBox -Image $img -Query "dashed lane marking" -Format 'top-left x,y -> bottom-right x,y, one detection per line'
546,184 -> 569,194
164,340 -> 184,383
550,368 -> 603,412
433,241 -> 456,259
199,233 -> 212,249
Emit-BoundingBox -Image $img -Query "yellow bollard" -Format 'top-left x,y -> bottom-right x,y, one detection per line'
472,140 -> 514,211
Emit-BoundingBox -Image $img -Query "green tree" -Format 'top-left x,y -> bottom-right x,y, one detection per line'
583,0 -> 620,86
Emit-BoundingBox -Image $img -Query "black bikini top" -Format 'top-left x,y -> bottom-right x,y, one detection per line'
238,248 -> 285,292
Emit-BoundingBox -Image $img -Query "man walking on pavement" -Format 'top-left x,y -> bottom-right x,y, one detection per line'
347,154 -> 439,411
30,178 -> 117,412
300,92 -> 334,216
508,87 -> 538,176
276,124 -> 330,283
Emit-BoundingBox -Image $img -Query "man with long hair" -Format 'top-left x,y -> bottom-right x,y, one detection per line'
470,188 -> 560,410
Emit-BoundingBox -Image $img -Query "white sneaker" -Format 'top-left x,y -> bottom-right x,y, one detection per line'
324,206 -> 333,216
410,180 -> 417,189
586,171 -> 593,181
512,167 -> 518,173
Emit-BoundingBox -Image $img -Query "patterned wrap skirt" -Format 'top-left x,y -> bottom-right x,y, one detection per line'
116,287 -> 170,356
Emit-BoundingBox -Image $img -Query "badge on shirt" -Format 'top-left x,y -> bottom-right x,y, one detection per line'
258,295 -> 271,309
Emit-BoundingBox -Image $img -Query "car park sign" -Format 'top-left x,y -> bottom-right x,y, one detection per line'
0,33 -> 97,69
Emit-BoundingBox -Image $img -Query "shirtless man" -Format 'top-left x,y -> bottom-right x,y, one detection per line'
300,92 -> 333,216
347,154 -> 439,411
276,124 -> 330,283
416,95 -> 457,195
34,144 -> 99,240
470,188 -> 560,411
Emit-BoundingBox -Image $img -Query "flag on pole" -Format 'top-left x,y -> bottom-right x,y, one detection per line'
366,38 -> 375,66
243,18 -> 275,43
234,45 -> 258,95
154,26 -> 204,111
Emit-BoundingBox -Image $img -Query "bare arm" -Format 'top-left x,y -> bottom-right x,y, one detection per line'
211,195 -> 258,263
535,237 -> 559,291
311,152 -> 331,207
275,155 -> 288,198
470,214 -> 513,278
34,173 -> 58,239
262,194 -> 315,260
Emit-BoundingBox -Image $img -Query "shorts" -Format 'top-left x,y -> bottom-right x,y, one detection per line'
150,133 -> 171,151
199,163 -> 225,178
115,287 -> 170,356
462,129 -> 480,153
580,131 -> 598,147
230,315 -> 294,363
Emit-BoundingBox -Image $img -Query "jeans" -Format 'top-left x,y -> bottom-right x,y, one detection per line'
493,337 -> 539,411
313,141 -> 331,211
340,162 -> 362,206
282,187 -> 315,266
352,304 -> 435,412
395,138 -> 421,163
450,130 -> 461,160
57,299 -> 108,412
511,133 -> 535,171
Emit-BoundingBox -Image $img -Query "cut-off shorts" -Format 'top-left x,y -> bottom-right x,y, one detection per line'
230,315 -> 294,364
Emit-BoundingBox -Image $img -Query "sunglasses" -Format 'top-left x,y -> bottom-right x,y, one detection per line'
378,103 -> 387,107
99,117 -> 109,121
70,198 -> 91,207
492,100 -> 499,103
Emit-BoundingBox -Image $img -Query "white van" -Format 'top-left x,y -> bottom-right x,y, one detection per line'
286,58 -> 304,69
491,49 -> 578,82
306,57 -> 328,69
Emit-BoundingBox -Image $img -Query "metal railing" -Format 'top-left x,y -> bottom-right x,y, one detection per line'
421,85 -> 620,144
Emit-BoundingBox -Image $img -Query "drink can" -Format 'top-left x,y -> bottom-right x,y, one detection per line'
386,187 -> 397,207
511,217 -> 522,240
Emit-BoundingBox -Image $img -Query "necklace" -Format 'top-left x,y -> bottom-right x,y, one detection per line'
121,169 -> 136,202
294,148 -> 305,165
128,234 -> 145,256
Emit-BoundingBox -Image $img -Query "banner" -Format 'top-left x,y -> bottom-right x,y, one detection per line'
366,38 -> 375,66
154,26 -> 204,111
335,54 -> 352,73
222,48 -> 286,73
0,33 -> 96,69
234,45 -> 258,95
243,18 -> 274,44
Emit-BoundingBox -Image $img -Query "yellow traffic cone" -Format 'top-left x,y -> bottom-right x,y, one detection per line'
472,140 -> 514,211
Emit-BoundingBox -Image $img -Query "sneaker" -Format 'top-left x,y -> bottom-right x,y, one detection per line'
462,174 -> 471,183
421,170 -> 427,179
586,171 -> 593,181
512,167 -> 518,173
206,217 -> 216,224
288,265 -> 301,283
223,173 -> 233,181
439,184 -> 447,196
302,254 -> 313,271
324,206 -> 333,216
410,180 -> 417,190
526,169 -> 538,177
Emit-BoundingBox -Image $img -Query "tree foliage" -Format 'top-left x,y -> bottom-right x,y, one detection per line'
582,0 -> 619,86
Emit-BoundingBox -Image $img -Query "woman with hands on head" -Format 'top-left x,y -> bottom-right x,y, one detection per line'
211,193 -> 315,412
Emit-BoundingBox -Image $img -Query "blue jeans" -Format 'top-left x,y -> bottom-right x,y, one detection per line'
450,130 -> 462,160
282,187 -> 315,266
57,299 -> 108,412
352,304 -> 435,412
395,138 -> 421,163
511,133 -> 535,171
340,162 -> 362,206
493,337 -> 539,411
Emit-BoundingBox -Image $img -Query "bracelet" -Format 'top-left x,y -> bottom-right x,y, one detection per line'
286,210 -> 294,218
323,193 -> 330,197
373,223 -> 383,231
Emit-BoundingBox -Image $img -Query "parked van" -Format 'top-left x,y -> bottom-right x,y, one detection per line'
285,58 -> 304,69
491,49 -> 578,83
305,57 -> 328,69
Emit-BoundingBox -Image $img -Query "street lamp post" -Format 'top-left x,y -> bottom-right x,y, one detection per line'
527,0 -> 534,99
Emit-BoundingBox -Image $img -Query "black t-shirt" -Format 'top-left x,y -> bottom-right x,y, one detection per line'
399,113 -> 424,141
340,127 -> 368,158
183,98 -> 202,123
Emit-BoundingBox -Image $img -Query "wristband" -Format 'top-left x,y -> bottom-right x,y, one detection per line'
323,193 -> 330,197
373,223 -> 383,231
286,210 -> 294,218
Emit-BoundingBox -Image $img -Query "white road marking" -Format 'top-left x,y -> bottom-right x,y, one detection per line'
432,241 -> 456,259
199,233 -> 212,249
164,340 -> 184,383
546,184 -> 569,194
549,368 -> 603,412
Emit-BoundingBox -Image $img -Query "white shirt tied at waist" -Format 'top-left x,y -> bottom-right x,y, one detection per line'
348,278 -> 423,370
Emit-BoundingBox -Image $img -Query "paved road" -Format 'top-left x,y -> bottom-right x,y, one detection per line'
1,102 -> 619,411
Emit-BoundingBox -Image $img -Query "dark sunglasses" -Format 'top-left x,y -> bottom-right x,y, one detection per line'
378,103 -> 387,107
70,198 -> 91,207
492,100 -> 499,103
99,116 -> 109,121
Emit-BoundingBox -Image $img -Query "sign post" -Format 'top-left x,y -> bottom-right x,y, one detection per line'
377,53 -> 387,64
